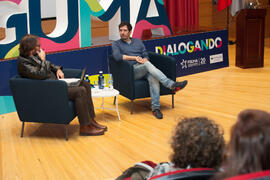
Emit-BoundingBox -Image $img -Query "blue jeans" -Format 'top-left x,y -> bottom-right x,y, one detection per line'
133,61 -> 174,111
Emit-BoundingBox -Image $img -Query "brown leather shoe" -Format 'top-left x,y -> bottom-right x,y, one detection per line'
91,119 -> 108,131
79,124 -> 105,136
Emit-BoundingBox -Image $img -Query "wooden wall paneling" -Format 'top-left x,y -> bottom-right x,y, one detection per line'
0,27 -> 5,40
199,0 -> 213,28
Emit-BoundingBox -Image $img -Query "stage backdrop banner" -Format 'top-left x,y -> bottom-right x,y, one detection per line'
143,30 -> 229,77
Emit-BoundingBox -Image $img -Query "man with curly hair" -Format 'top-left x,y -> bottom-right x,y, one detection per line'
147,117 -> 225,178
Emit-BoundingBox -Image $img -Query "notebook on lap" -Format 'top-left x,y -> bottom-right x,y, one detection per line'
59,68 -> 86,87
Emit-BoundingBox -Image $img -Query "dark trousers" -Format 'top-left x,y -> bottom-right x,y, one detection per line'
68,81 -> 95,126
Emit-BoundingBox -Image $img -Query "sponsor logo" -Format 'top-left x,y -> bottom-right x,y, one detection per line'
210,54 -> 223,64
180,57 -> 207,69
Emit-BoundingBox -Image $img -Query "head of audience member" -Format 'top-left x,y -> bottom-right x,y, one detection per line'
118,22 -> 132,42
170,117 -> 225,169
19,34 -> 40,58
214,109 -> 270,179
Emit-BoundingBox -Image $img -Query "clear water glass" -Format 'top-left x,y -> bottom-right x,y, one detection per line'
108,74 -> 113,89
93,81 -> 98,90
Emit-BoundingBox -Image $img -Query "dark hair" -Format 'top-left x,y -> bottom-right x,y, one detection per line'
19,34 -> 39,58
118,22 -> 132,31
170,117 -> 224,169
214,109 -> 270,179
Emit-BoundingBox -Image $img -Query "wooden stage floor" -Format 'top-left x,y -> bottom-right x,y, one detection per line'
1,40 -> 270,179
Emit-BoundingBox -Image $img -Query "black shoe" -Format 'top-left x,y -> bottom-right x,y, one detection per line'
153,109 -> 163,119
171,80 -> 188,92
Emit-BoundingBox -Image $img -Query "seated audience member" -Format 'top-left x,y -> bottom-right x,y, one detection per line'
116,117 -> 225,180
213,109 -> 270,179
146,117 -> 225,178
112,22 -> 188,119
17,34 -> 107,136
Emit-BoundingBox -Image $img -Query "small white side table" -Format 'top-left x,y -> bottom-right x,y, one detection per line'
91,87 -> 121,121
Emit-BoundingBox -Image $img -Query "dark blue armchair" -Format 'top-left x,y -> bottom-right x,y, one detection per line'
109,51 -> 176,114
9,68 -> 82,140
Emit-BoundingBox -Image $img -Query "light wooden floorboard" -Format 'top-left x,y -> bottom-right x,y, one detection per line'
1,39 -> 270,179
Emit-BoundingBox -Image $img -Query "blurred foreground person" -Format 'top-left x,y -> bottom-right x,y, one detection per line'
213,109 -> 270,179
147,117 -> 225,178
116,117 -> 225,180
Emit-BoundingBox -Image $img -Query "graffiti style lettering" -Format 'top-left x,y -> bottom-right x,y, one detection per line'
0,0 -> 172,59
155,37 -> 224,56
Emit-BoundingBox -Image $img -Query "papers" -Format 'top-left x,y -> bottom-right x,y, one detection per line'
59,78 -> 81,86
59,67 -> 86,87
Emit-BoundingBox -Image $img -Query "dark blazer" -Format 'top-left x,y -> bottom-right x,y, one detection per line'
17,55 -> 62,80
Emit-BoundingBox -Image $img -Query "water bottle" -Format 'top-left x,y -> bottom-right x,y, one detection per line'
98,71 -> 104,89
84,74 -> 90,84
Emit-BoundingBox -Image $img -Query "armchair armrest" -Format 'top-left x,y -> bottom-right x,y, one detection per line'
148,51 -> 176,81
63,69 -> 82,78
109,55 -> 135,99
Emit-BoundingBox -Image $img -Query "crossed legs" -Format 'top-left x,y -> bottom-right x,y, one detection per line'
133,61 -> 187,119
133,61 -> 174,111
